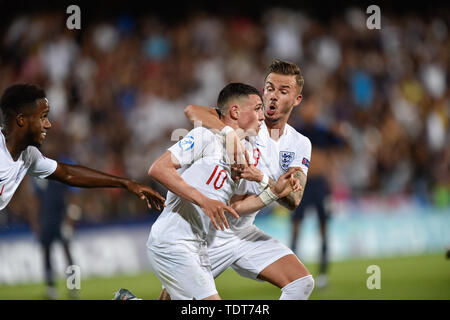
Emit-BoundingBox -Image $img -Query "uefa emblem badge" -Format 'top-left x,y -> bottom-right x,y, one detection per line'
178,135 -> 195,151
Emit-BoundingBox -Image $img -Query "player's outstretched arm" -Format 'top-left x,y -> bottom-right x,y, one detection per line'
148,151 -> 239,230
48,162 -> 166,210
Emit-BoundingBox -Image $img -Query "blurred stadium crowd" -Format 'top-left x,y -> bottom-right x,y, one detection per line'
0,4 -> 448,225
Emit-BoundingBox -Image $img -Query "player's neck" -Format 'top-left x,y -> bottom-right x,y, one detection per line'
2,129 -> 27,161
264,120 -> 287,142
223,119 -> 246,139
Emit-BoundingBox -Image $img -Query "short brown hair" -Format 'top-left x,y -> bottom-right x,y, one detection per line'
216,82 -> 262,117
266,59 -> 304,92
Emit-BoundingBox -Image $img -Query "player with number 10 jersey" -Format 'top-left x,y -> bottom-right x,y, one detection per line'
146,83 -> 298,300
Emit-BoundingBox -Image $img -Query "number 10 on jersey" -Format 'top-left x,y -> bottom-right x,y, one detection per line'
206,165 -> 228,190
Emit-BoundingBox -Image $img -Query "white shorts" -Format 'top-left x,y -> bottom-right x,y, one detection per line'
208,225 -> 294,280
146,242 -> 218,300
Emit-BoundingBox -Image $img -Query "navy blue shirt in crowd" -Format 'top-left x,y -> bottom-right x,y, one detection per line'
295,123 -> 345,151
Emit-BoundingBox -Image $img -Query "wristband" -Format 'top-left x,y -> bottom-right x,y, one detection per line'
258,187 -> 279,206
259,174 -> 269,190
221,126 -> 234,136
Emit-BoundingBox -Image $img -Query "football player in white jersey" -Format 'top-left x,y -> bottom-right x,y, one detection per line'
167,59 -> 314,300
0,84 -> 165,213
145,83 -> 300,300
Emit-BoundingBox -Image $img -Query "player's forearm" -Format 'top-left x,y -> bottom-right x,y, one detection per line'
148,160 -> 207,207
270,176 -> 299,210
184,104 -> 225,130
277,191 -> 302,211
231,195 -> 266,216
49,163 -> 130,188
232,180 -> 292,215
275,171 -> 306,210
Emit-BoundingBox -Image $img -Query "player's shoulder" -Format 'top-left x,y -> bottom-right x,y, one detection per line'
23,146 -> 50,162
179,126 -> 218,149
285,123 -> 312,148
0,131 -> 7,156
23,145 -> 40,156
188,126 -> 217,138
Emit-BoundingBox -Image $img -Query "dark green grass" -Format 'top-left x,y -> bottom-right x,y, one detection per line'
0,253 -> 448,300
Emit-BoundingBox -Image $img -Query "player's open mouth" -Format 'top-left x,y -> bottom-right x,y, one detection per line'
267,106 -> 276,116
41,132 -> 47,139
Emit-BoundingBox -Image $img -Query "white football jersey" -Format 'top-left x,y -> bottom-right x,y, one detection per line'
148,127 -> 252,248
0,131 -> 58,211
220,121 -> 312,235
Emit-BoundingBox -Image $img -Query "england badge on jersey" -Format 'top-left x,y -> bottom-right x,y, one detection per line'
279,151 -> 295,171
178,135 -> 195,151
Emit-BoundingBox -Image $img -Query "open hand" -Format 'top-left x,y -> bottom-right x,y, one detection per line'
127,182 -> 166,211
199,197 -> 240,230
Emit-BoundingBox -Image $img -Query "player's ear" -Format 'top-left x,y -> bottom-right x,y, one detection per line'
230,105 -> 239,120
294,94 -> 303,107
16,114 -> 26,127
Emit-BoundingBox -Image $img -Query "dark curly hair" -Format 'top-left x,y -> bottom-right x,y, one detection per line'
0,84 -> 46,127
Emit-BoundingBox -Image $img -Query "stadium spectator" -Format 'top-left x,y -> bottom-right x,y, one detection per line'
0,6 -> 447,226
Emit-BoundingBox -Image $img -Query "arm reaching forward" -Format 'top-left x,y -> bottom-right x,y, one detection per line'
48,162 -> 166,210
